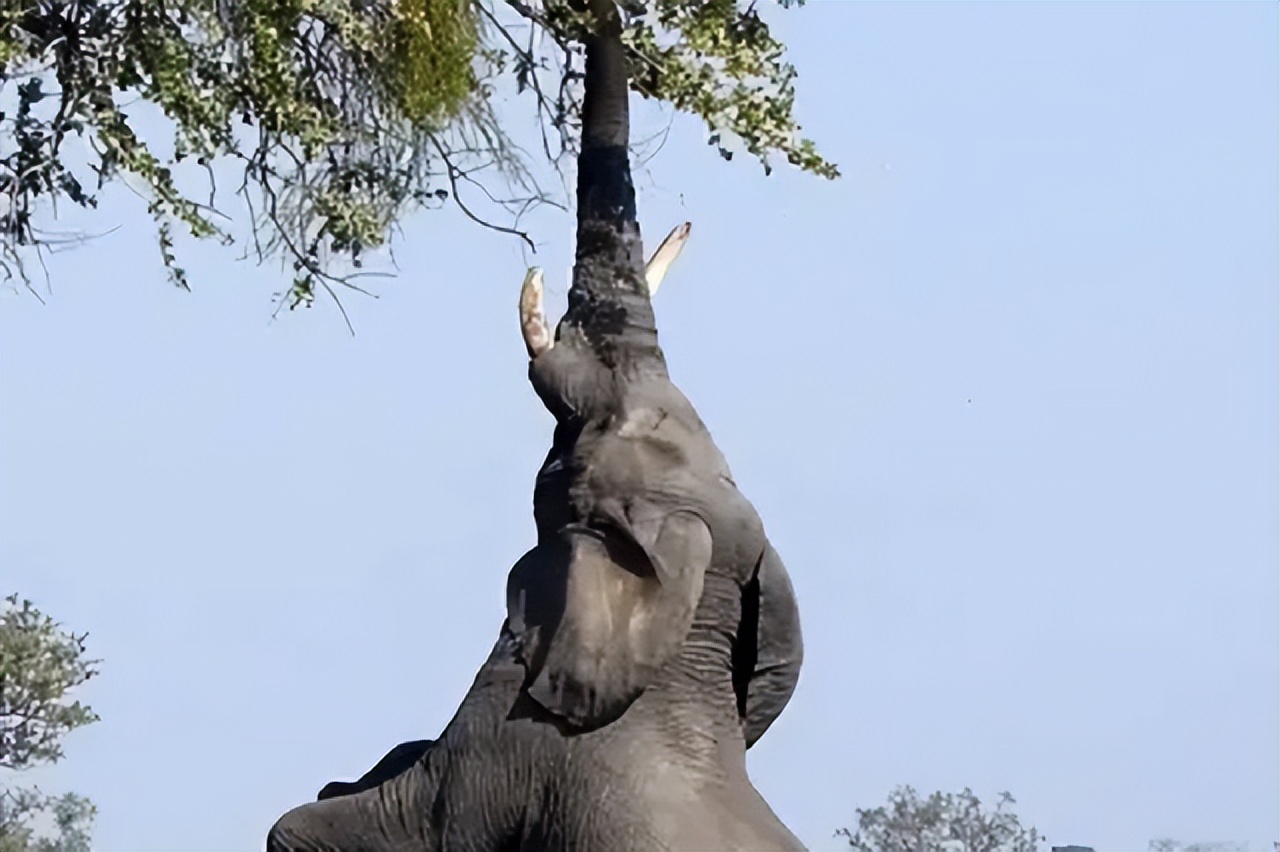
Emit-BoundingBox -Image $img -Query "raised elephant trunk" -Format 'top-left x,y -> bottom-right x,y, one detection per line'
559,0 -> 661,371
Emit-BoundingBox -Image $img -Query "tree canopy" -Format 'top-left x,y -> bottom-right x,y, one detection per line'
838,787 -> 1043,852
0,595 -> 100,852
1,0 -> 836,313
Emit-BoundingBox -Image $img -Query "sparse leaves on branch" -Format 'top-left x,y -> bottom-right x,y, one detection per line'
1,0 -> 835,314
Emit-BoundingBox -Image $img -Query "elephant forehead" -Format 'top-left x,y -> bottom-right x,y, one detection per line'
615,406 -> 730,471
578,432 -> 694,503
582,408 -> 726,494
572,412 -> 766,578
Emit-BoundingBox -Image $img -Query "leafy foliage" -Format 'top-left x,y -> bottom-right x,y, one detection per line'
0,595 -> 99,771
624,0 -> 836,177
0,790 -> 95,852
0,595 -> 99,852
1,0 -> 835,315
837,786 -> 1043,852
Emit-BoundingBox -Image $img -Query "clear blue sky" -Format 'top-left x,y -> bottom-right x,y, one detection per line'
2,3 -> 1276,850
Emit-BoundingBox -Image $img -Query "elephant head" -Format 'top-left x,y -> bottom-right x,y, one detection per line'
509,217 -> 724,730
508,218 -> 802,736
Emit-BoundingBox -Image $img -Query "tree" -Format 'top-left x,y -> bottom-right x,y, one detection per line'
0,595 -> 100,852
837,786 -> 1043,852
1148,841 -> 1249,852
1,0 -> 837,314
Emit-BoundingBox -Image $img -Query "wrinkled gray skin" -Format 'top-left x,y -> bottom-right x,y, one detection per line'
267,4 -> 803,850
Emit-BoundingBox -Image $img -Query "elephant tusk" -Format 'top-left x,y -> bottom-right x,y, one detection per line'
520,267 -> 553,358
644,222 -> 691,296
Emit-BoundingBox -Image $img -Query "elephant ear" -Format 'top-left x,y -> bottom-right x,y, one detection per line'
734,542 -> 804,748
507,508 -> 712,730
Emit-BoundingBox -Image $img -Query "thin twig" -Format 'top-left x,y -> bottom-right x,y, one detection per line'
319,277 -> 356,336
429,135 -> 535,251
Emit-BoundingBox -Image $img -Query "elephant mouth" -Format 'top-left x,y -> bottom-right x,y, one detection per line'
519,223 -> 691,363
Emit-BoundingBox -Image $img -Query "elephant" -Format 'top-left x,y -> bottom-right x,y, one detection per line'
267,2 -> 804,850
314,740 -> 434,802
